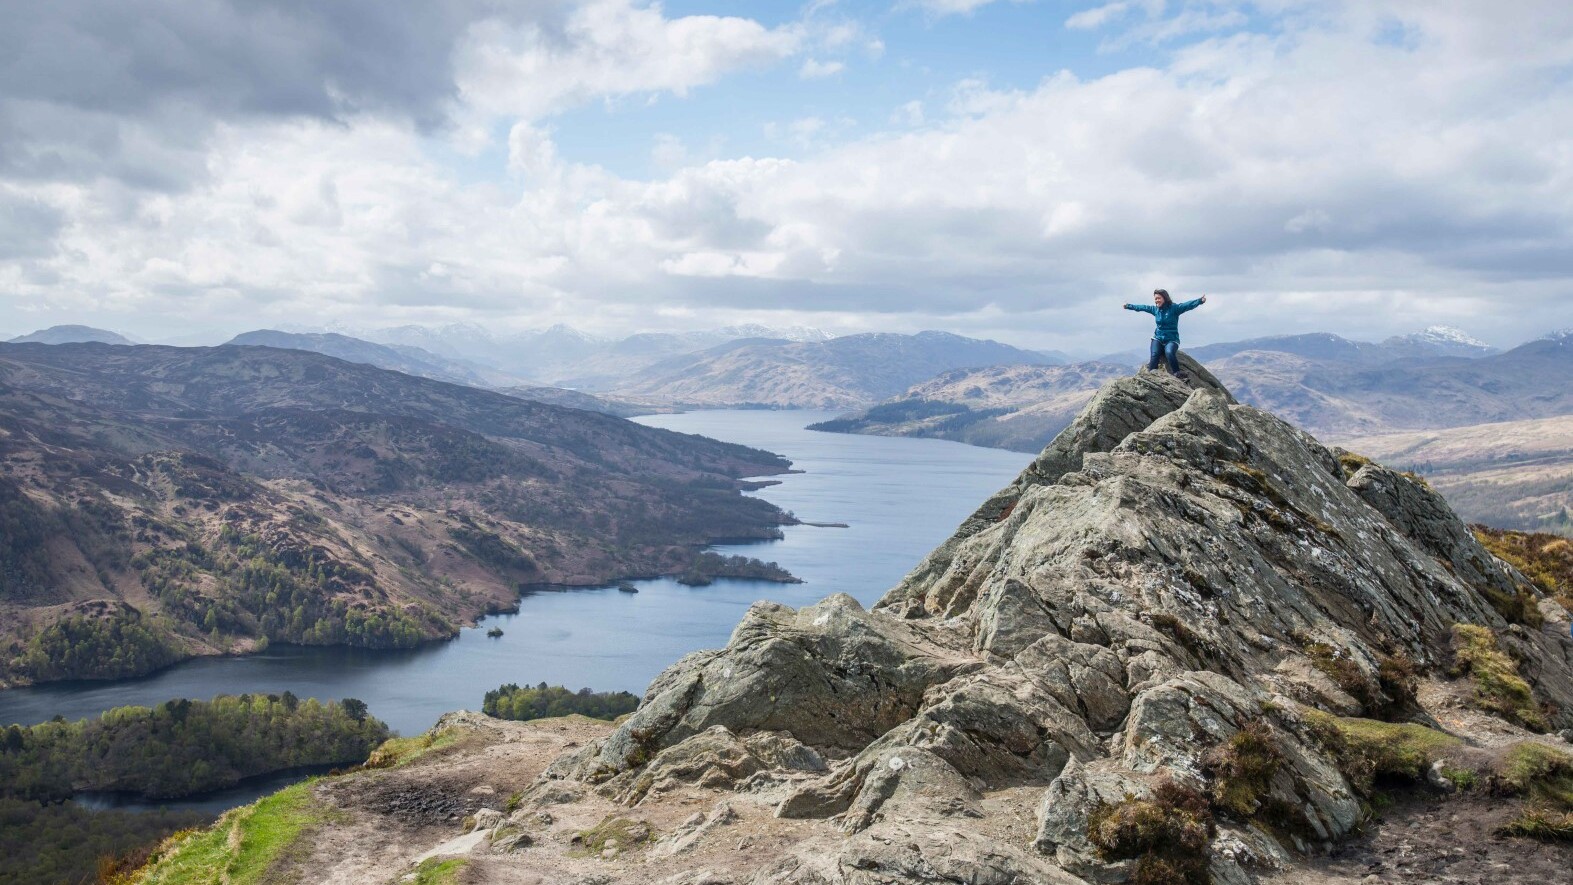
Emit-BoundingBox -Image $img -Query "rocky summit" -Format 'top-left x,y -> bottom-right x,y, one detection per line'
131,356 -> 1573,885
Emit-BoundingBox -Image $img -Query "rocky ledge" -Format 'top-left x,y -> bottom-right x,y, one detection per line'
130,357 -> 1573,884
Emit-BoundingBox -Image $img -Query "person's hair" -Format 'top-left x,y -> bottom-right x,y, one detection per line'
1153,288 -> 1171,307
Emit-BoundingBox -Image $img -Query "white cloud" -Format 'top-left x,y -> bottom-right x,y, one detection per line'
455,0 -> 802,120
1066,2 -> 1132,30
892,100 -> 926,126
799,58 -> 847,79
912,0 -> 1019,17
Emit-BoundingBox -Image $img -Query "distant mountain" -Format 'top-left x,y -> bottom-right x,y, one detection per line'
225,330 -> 526,388
809,362 -> 1130,452
615,331 -> 1063,409
1189,327 -> 1498,366
1189,332 -> 1390,365
1381,325 -> 1498,359
357,323 -> 834,389
0,342 -> 792,687
9,325 -> 133,345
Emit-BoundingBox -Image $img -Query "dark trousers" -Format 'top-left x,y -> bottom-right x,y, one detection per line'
1148,339 -> 1181,374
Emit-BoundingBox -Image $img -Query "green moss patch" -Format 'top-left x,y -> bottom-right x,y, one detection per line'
1450,625 -> 1548,732
1305,712 -> 1462,795
1087,780 -> 1215,885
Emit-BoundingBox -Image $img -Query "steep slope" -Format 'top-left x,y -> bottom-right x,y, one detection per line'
0,343 -> 791,687
140,356 -> 1573,884
618,331 -> 1062,409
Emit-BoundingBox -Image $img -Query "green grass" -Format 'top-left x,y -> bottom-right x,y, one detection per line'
409,857 -> 466,884
131,781 -> 334,884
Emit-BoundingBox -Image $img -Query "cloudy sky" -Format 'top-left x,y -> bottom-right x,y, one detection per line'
2,0 -> 1570,353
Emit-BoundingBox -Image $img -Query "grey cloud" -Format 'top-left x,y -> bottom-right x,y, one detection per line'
0,189 -> 64,258
0,0 -> 524,189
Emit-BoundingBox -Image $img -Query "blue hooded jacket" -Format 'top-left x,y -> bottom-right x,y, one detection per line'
1125,298 -> 1203,343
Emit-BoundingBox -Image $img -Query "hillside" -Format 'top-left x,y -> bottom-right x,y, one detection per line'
1339,414 -> 1573,533
225,330 -> 525,388
1209,333 -> 1573,435
0,342 -> 792,687
496,385 -> 662,418
128,356 -> 1573,884
616,331 -> 1062,409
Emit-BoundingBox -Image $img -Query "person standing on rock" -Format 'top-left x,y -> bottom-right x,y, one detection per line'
1124,289 -> 1207,378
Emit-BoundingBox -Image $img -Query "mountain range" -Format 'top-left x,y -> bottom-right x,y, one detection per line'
359,323 -> 836,389
613,331 -> 1063,409
0,341 -> 792,687
814,331 -> 1570,444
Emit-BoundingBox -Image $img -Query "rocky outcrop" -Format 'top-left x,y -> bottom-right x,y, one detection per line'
537,359 -> 1573,884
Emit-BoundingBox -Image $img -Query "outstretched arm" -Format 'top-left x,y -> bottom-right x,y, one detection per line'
1124,303 -> 1157,315
1176,296 -> 1206,314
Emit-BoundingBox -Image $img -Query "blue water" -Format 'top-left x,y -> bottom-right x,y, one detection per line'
0,410 -> 1029,741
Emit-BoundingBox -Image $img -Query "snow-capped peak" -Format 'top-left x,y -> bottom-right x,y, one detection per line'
1408,325 -> 1489,348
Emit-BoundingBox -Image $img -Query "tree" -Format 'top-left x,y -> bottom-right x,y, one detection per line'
340,698 -> 368,722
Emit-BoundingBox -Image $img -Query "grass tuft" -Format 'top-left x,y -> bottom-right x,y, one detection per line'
1494,743 -> 1573,842
1202,720 -> 1284,817
1336,451 -> 1372,480
1087,780 -> 1214,885
1450,625 -> 1548,732
362,728 -> 457,770
409,857 -> 466,885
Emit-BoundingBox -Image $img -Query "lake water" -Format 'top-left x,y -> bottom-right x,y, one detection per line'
2,409 -> 1029,752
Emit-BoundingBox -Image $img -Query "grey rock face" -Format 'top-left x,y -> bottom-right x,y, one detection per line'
543,362 -> 1573,884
